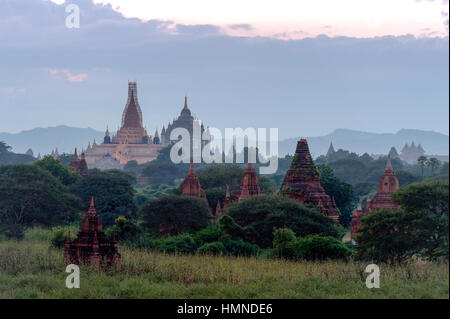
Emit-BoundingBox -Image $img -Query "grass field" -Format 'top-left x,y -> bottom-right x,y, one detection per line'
0,229 -> 448,299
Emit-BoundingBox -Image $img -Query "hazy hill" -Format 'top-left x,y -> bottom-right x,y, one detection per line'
279,129 -> 449,158
0,126 -> 104,156
1,126 -> 448,159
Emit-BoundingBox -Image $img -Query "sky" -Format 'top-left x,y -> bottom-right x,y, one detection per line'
0,0 -> 448,139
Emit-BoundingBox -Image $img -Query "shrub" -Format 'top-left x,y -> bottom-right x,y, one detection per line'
50,226 -> 67,249
197,242 -> 226,255
219,195 -> 340,248
157,234 -> 197,254
193,225 -> 222,246
105,216 -> 140,242
289,235 -> 351,261
221,238 -> 261,257
141,195 -> 212,236
272,228 -> 296,258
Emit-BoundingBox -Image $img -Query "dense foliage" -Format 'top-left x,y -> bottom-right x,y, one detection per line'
70,169 -> 137,227
219,195 -> 341,248
141,195 -> 212,236
0,165 -> 81,237
356,181 -> 449,263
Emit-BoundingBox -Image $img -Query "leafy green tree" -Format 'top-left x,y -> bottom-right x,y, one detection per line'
317,164 -> 356,227
219,195 -> 340,248
417,156 -> 427,177
272,227 -> 296,258
391,180 -> 448,261
426,158 -> 440,175
141,195 -> 212,236
356,208 -> 417,263
70,169 -> 137,227
105,216 -> 141,242
0,165 -> 82,236
34,155 -> 81,185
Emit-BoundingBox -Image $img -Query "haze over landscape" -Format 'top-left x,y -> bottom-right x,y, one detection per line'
0,0 -> 448,144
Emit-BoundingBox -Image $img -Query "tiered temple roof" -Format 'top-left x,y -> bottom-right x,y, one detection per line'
237,163 -> 263,201
365,155 -> 400,213
64,197 -> 120,267
181,160 -> 204,197
279,139 -> 339,221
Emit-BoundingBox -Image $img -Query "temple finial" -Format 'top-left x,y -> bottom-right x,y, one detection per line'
154,128 -> 159,138
184,96 -> 188,110
73,148 -> 78,158
90,196 -> 95,209
386,154 -> 392,170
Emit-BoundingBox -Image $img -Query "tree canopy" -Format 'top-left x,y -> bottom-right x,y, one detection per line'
219,195 -> 340,248
141,195 -> 212,236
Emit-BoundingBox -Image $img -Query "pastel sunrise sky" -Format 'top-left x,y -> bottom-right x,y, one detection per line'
54,0 -> 449,38
0,0 -> 448,140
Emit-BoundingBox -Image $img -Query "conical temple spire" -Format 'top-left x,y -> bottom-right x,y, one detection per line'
386,154 -> 392,170
154,128 -> 159,138
73,148 -> 78,159
184,96 -> 189,110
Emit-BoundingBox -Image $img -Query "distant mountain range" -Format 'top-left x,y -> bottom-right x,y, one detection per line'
1,126 -> 448,159
279,129 -> 449,158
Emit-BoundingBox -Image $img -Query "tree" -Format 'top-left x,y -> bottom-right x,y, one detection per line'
70,169 -> 137,227
0,165 -> 82,237
317,164 -> 356,227
355,209 -> 416,264
391,180 -> 448,261
141,195 -> 212,236
219,195 -> 340,248
417,156 -> 427,177
426,158 -> 440,175
0,141 -> 12,154
34,155 -> 80,185
357,181 -> 449,263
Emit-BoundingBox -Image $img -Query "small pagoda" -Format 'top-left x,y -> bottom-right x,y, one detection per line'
181,160 -> 205,197
279,139 -> 339,221
365,155 -> 400,213
237,163 -> 263,201
64,197 -> 120,267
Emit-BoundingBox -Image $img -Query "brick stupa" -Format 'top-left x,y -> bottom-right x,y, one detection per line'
181,160 -> 204,197
279,139 -> 339,221
237,163 -> 263,201
64,197 -> 120,267
365,155 -> 400,213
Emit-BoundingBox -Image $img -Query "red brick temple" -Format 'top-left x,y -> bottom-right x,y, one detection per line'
64,197 -> 120,267
279,139 -> 339,222
181,160 -> 205,197
237,163 -> 264,201
214,200 -> 223,220
69,148 -> 88,177
365,155 -> 400,213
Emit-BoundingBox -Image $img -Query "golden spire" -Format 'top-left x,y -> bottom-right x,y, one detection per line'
105,126 -> 110,137
143,128 -> 148,137
154,128 -> 159,138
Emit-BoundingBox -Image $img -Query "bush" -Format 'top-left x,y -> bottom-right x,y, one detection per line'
105,216 -> 140,242
197,242 -> 226,255
221,238 -> 261,257
50,226 -> 67,249
141,195 -> 212,236
288,235 -> 351,261
193,225 -> 222,246
157,234 -> 197,254
219,195 -> 340,248
272,228 -> 296,258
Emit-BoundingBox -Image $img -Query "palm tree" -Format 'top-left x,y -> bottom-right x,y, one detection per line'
426,157 -> 440,175
417,156 -> 427,177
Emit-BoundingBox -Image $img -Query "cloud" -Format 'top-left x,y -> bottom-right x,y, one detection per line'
228,24 -> 254,31
46,69 -> 89,82
0,87 -> 25,95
